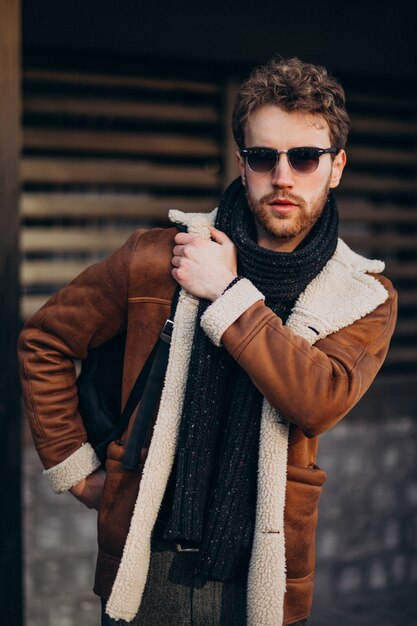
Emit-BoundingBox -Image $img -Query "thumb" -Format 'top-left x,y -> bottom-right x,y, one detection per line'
210,226 -> 231,245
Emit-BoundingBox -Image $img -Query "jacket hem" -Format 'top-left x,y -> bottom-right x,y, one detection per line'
93,551 -> 120,601
283,571 -> 314,626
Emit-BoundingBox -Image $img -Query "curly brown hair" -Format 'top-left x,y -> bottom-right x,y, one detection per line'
232,56 -> 350,150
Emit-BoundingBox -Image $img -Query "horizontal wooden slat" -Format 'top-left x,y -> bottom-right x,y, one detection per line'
395,291 -> 417,307
393,320 -> 417,336
350,116 -> 417,137
340,172 -> 417,195
347,145 -> 415,167
339,201 -> 417,223
24,69 -> 220,95
348,93 -> 417,112
342,232 -> 417,250
21,295 -> 48,319
24,95 -> 219,123
20,192 -> 216,219
385,346 -> 417,364
384,262 -> 417,279
21,228 -> 134,252
21,260 -> 91,284
25,128 -> 220,157
21,157 -> 220,188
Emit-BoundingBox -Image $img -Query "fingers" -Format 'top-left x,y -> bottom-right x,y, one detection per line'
174,232 -> 198,245
171,256 -> 188,285
172,244 -> 186,256
171,266 -> 184,285
174,229 -> 230,246
172,239 -> 206,262
209,226 -> 231,245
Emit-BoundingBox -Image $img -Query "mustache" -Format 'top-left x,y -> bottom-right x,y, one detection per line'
260,191 -> 304,206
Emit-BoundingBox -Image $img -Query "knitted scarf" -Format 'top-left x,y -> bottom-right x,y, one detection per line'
163,177 -> 339,581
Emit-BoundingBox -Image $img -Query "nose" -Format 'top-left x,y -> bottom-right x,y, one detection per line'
271,153 -> 294,188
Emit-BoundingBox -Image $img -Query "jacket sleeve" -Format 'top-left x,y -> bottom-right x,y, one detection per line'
200,274 -> 397,438
18,230 -> 145,493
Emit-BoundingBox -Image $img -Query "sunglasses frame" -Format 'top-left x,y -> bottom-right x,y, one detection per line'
240,146 -> 339,174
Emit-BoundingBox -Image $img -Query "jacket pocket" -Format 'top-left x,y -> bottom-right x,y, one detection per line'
97,441 -> 143,559
284,463 -> 327,580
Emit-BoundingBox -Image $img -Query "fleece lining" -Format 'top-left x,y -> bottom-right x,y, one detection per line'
43,442 -> 101,494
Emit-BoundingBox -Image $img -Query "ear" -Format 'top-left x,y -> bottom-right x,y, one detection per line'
236,150 -> 247,185
329,149 -> 347,189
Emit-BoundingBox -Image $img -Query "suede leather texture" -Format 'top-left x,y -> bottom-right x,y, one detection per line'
18,227 -> 397,625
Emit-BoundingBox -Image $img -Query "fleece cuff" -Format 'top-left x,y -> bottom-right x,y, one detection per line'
200,278 -> 265,346
43,442 -> 102,494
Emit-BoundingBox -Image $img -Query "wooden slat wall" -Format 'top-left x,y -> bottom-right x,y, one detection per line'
338,91 -> 417,372
20,67 -> 417,373
21,68 -> 223,319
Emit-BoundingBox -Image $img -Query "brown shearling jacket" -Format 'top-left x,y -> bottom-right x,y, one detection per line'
18,219 -> 397,625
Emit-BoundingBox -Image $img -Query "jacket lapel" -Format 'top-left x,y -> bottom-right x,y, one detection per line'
105,212 -> 215,621
287,238 -> 388,344
247,239 -> 388,626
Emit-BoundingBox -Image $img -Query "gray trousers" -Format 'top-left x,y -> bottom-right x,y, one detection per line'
101,540 -> 307,626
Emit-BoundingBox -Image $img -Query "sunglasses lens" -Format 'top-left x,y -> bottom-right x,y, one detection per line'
247,150 -> 277,173
289,148 -> 320,173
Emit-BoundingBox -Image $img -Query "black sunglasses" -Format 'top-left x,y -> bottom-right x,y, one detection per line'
240,146 -> 339,174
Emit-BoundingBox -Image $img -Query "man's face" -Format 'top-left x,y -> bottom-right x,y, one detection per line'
237,105 -> 346,252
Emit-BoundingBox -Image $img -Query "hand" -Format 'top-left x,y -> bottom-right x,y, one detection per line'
69,468 -> 106,510
171,227 -> 237,300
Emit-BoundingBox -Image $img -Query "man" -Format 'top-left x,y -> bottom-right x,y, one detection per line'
19,57 -> 397,626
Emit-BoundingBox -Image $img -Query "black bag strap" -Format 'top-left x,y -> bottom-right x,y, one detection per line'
121,284 -> 181,470
94,284 -> 181,465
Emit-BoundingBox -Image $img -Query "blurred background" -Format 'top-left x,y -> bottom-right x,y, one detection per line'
1,0 -> 416,624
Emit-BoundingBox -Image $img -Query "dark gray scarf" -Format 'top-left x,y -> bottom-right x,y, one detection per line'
163,177 -> 339,581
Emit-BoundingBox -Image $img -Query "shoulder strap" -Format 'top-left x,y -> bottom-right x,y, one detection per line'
121,284 -> 181,470
95,284 -> 181,464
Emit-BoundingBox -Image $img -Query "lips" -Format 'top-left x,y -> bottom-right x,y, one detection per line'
268,199 -> 297,206
268,199 -> 298,214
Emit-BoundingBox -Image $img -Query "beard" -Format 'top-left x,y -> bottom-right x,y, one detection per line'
245,183 -> 330,242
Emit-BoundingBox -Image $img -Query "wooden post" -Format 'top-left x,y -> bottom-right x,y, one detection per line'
0,1 -> 23,624
223,80 -> 240,189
